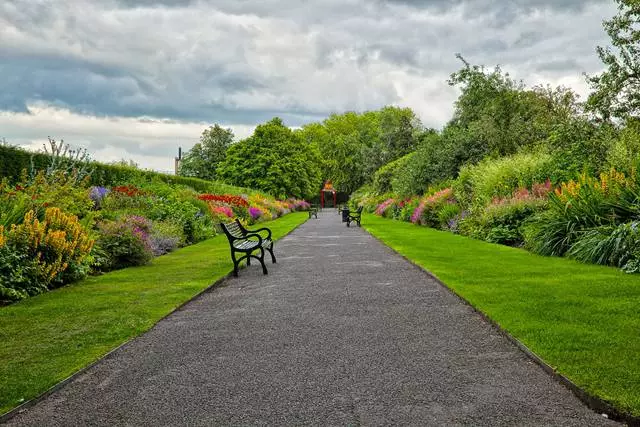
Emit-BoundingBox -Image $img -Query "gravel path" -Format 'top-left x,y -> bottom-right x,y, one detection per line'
6,211 -> 618,426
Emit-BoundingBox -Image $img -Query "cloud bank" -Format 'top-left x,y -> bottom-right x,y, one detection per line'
0,0 -> 617,170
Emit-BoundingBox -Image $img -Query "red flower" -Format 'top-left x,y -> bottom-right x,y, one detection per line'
198,194 -> 249,207
15,185 -> 23,191
112,185 -> 143,197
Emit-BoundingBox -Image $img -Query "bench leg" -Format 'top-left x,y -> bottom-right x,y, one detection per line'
231,250 -> 240,277
266,244 -> 276,264
257,248 -> 268,275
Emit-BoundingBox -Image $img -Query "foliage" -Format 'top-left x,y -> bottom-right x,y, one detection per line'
298,107 -> 423,194
587,0 -> 640,120
371,152 -> 415,194
95,216 -> 154,271
38,137 -> 93,182
461,186 -> 550,246
448,55 -> 580,156
525,169 -> 633,256
454,152 -> 555,206
0,145 -> 257,197
569,222 -> 640,269
0,208 -> 94,301
179,124 -> 233,180
410,188 -> 456,228
545,119 -> 617,181
0,213 -> 308,415
149,221 -> 184,256
218,118 -> 322,199
607,118 -> 640,172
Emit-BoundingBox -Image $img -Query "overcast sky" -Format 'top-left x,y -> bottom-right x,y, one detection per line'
1,0 -> 617,171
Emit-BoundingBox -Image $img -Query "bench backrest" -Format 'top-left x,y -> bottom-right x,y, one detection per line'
220,221 -> 244,240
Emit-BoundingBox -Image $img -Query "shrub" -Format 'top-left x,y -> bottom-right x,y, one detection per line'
0,208 -> 94,301
375,198 -> 396,217
524,169 -> 632,256
411,188 -> 455,228
95,216 -> 153,271
149,221 -> 184,256
0,244 -> 41,302
454,151 -> 554,206
371,152 -> 415,194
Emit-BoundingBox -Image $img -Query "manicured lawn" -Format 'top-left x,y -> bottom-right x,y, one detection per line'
0,212 -> 307,416
363,214 -> 640,417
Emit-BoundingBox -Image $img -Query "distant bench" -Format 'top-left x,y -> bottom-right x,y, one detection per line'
220,219 -> 276,277
346,206 -> 363,227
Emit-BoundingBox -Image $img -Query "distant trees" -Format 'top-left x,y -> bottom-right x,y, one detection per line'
297,106 -> 423,194
179,124 -> 233,180
217,118 -> 322,199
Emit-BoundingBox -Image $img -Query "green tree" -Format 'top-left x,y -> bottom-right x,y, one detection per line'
298,107 -> 422,194
179,124 -> 233,180
217,118 -> 321,199
587,0 -> 640,120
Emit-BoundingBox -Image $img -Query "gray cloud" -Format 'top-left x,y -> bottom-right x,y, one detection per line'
0,0 -> 619,169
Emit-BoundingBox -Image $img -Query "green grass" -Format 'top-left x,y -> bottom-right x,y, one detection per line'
0,212 -> 307,415
363,214 -> 640,417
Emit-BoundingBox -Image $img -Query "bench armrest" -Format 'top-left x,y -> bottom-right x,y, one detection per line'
244,226 -> 272,240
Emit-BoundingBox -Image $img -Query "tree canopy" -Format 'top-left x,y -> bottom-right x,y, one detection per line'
587,0 -> 640,121
179,124 -> 233,180
217,118 -> 321,199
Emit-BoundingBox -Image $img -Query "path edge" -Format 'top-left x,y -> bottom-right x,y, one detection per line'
362,223 -> 639,427
0,216 -> 308,424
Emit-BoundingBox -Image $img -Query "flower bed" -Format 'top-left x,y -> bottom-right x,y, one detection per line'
0,172 -> 310,303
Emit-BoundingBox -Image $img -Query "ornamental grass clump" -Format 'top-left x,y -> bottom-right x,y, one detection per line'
525,168 -> 639,259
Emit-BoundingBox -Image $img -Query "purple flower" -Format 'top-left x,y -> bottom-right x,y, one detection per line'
248,207 -> 263,219
89,186 -> 110,208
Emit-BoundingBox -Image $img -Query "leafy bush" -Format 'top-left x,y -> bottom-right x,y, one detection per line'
454,151 -> 555,206
95,216 -> 153,271
606,118 -> 640,173
0,244 -> 40,302
150,221 -> 185,256
461,184 -> 550,246
0,208 -> 94,301
375,198 -> 396,217
411,188 -> 456,228
371,152 -> 415,194
524,169 -> 632,256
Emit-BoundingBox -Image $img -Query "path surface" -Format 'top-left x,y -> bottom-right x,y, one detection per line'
7,211 -> 617,426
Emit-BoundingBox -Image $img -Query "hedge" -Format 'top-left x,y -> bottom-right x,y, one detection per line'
0,145 -> 256,195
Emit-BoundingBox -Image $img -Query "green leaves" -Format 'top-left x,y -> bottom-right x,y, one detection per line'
217,118 -> 322,199
179,124 -> 234,180
587,0 -> 640,120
